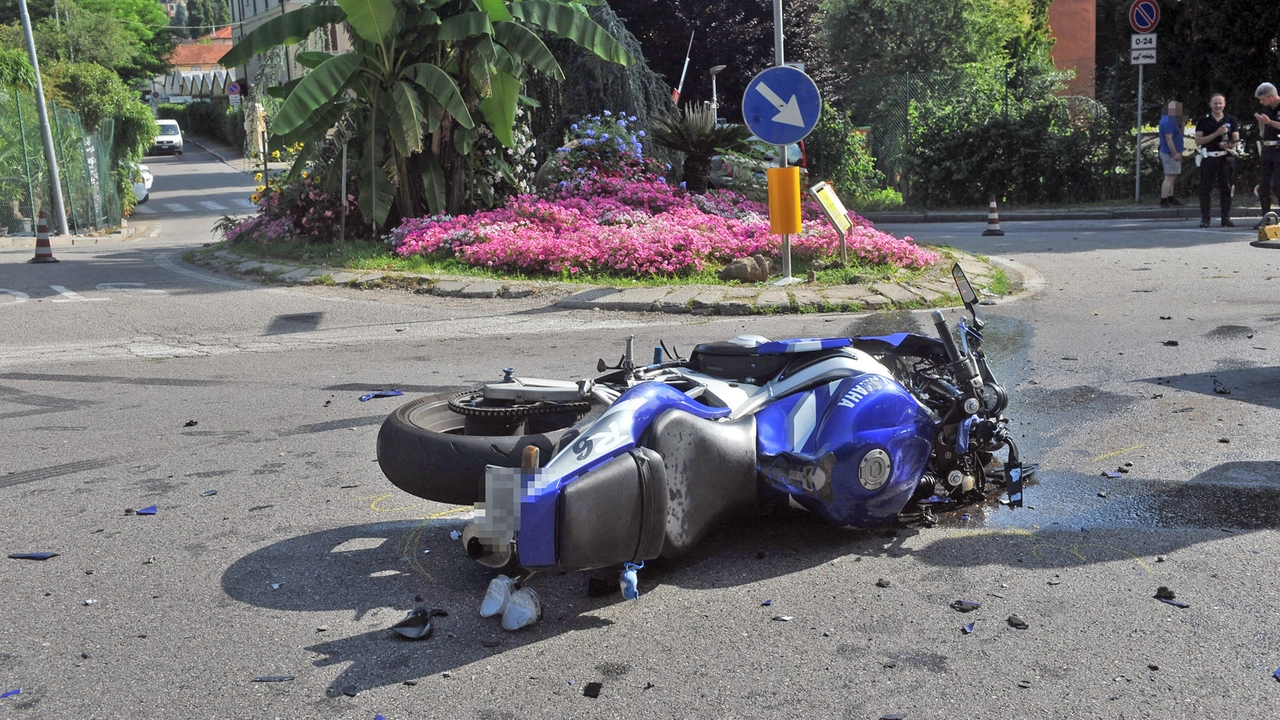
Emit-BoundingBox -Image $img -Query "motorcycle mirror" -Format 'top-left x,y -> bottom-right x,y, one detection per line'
951,264 -> 985,331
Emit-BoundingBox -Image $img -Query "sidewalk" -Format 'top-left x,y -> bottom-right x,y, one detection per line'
186,134 -> 289,175
0,222 -> 136,249
863,200 -> 1273,225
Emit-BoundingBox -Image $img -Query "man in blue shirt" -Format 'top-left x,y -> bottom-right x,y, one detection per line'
1159,100 -> 1184,208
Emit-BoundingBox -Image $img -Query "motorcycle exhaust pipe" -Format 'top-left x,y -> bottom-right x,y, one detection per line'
460,446 -> 541,568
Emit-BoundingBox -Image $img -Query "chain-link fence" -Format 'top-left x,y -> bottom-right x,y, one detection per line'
837,54 -> 1152,207
0,87 -> 120,236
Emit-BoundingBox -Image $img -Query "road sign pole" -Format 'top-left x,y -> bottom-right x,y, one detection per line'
1135,63 -> 1143,202
772,0 -> 796,282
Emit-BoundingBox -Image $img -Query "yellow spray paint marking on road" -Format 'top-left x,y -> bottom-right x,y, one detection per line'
1093,444 -> 1145,462
1031,542 -> 1153,573
358,493 -> 424,513
399,506 -> 474,581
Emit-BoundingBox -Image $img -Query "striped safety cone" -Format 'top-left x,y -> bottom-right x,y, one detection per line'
982,197 -> 1005,236
29,211 -> 59,264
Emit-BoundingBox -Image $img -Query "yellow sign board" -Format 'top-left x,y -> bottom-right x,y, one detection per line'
810,180 -> 851,233
767,167 -> 802,235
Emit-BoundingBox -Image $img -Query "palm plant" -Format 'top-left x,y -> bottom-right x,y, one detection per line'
221,0 -> 633,228
650,102 -> 751,194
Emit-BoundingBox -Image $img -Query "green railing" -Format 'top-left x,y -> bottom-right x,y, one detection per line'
0,87 -> 120,236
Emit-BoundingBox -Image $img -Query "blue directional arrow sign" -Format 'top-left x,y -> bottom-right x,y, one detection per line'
742,65 -> 821,146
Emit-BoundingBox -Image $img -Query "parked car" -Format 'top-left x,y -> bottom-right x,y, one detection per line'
133,164 -> 153,204
151,119 -> 184,155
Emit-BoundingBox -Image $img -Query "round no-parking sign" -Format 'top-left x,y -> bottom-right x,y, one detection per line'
1129,0 -> 1159,33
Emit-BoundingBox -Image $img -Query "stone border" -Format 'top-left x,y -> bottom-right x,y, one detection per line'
189,247 -> 1010,316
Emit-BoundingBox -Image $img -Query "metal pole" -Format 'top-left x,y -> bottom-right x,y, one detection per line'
1135,63 -> 1143,203
773,0 -> 791,281
18,0 -> 69,235
339,141 -> 348,249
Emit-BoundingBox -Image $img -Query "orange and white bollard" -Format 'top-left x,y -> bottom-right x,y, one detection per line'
29,211 -> 59,264
982,198 -> 1005,236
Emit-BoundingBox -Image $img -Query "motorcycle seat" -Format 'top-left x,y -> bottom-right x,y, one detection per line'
689,339 -> 790,384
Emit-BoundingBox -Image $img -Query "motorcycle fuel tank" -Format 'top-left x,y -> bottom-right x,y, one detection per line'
756,372 -> 935,527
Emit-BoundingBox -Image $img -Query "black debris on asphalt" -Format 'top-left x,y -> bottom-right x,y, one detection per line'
951,600 -> 981,613
876,578 -> 892,588
583,681 -> 603,698
1162,340 -> 1179,347
772,615 -> 793,622
1213,379 -> 1231,395
1007,614 -> 1029,630
252,676 -> 294,683
183,420 -> 198,427
391,607 -> 448,640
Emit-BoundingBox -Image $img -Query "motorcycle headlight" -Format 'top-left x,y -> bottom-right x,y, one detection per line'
858,449 -> 892,491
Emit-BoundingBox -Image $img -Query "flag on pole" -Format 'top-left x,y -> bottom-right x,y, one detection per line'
672,30 -> 694,104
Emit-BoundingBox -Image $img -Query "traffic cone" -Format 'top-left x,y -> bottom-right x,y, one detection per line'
982,197 -> 1005,236
29,211 -> 58,264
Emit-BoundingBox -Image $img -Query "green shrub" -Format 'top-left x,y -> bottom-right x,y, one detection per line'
805,101 -> 887,202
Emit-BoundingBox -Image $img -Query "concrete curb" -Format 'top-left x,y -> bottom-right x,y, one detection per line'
187,246 -> 1016,316
864,205 -> 1274,225
0,223 -> 136,249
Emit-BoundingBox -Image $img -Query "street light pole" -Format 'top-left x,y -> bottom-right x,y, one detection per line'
709,65 -> 726,124
18,0 -> 69,236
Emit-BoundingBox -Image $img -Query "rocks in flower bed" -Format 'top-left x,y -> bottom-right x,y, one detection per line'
719,255 -> 775,283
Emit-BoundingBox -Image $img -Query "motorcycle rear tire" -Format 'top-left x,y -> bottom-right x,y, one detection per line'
376,391 -> 602,505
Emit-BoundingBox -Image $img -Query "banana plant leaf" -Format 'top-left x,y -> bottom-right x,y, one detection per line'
478,70 -> 519,148
508,1 -> 632,66
220,5 -> 347,69
421,154 -> 446,216
387,81 -> 426,156
437,12 -> 493,42
402,63 -> 474,129
358,146 -> 395,225
295,52 -> 334,70
472,0 -> 512,22
274,53 -> 362,136
336,0 -> 398,44
493,22 -> 563,80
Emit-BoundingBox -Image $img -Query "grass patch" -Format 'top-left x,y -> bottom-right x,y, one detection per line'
986,268 -> 1012,296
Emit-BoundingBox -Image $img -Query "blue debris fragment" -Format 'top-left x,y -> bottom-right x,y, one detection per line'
620,562 -> 643,600
761,599 -> 773,607
359,390 -> 404,402
1274,668 -> 1280,682
0,689 -> 19,699
962,622 -> 976,634
136,506 -> 157,515
375,715 -> 388,720
8,552 -> 58,560
1103,471 -> 1123,479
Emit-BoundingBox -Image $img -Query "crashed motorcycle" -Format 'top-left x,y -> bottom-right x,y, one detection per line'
377,264 -> 1027,582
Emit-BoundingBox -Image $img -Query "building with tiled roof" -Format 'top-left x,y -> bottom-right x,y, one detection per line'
169,42 -> 231,73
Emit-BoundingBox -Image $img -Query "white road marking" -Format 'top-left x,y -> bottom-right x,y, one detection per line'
133,205 -> 156,214
198,201 -> 229,211
0,289 -> 30,306
232,199 -> 256,209
164,203 -> 192,212
96,282 -> 167,296
49,285 -> 108,303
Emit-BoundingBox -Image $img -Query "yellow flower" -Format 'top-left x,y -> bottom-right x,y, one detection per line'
254,172 -> 262,182
250,194 -> 260,203
301,171 -> 308,179
271,150 -> 281,159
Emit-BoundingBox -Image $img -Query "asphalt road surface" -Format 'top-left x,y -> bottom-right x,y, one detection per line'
2,188 -> 1279,719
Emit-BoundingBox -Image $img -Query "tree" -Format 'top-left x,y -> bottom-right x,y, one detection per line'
608,0 -> 832,122
171,3 -> 189,36
222,0 -> 635,226
651,102 -> 750,193
0,0 -> 175,84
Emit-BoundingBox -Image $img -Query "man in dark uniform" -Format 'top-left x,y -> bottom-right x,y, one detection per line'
1195,93 -> 1240,228
1253,83 -> 1280,228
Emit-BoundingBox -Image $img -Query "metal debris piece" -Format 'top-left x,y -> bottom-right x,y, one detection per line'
481,639 -> 500,648
1018,680 -> 1032,688
183,420 -> 198,427
136,506 -> 157,515
201,490 -> 217,497
248,505 -> 273,512
880,715 -> 905,720
583,681 -> 603,698
1161,340 -> 1179,347
8,552 -> 58,561
1007,614 -> 1029,630
252,676 -> 294,683
271,583 -> 283,590
1048,579 -> 1061,586
1148,664 -> 1159,671
450,530 -> 461,541
875,578 -> 892,588
359,390 -> 404,402
83,599 -> 96,605
772,615 -> 794,622
391,607 -> 448,640
1159,316 -> 1171,320
951,600 -> 981,613
1218,438 -> 1230,444
1103,471 -> 1122,479
1158,597 -> 1190,608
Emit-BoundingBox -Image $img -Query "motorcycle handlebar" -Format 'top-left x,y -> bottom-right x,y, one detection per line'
931,310 -> 963,364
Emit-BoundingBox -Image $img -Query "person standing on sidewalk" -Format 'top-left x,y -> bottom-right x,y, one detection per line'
1195,93 -> 1240,228
1159,100 -> 1185,208
1252,83 -> 1280,227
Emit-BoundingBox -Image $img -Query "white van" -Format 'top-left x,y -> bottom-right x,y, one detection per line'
152,119 -> 184,155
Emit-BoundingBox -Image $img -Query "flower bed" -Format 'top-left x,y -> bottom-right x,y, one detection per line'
389,180 -> 937,277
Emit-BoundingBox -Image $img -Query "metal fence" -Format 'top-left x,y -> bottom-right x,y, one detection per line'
0,87 -> 120,237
